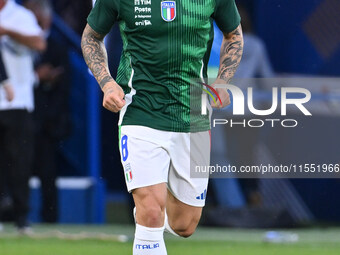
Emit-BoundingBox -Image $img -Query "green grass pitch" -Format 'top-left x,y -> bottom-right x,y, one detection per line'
1,225 -> 340,255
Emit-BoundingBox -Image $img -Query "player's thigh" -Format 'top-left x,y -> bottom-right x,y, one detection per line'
132,183 -> 168,227
166,131 -> 210,235
119,126 -> 170,193
119,126 -> 171,227
167,130 -> 210,207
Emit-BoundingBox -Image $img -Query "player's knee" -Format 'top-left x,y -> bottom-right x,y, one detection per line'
133,185 -> 167,227
137,204 -> 165,227
145,206 -> 164,226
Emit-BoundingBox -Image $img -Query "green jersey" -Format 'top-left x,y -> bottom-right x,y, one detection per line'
87,0 -> 240,132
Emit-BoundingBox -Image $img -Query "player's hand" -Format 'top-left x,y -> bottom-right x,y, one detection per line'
211,88 -> 231,109
102,81 -> 126,113
210,79 -> 231,109
3,84 -> 14,102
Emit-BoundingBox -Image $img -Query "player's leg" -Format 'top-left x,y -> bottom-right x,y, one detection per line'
165,130 -> 210,238
132,183 -> 167,227
166,191 -> 203,237
132,183 -> 167,254
119,126 -> 171,255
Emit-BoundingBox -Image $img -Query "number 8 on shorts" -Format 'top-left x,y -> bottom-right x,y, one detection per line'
121,135 -> 128,162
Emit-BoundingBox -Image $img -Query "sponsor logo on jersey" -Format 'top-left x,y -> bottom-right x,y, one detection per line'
135,20 -> 152,26
161,1 -> 176,22
124,163 -> 133,183
135,6 -> 152,13
135,0 -> 151,5
134,0 -> 152,26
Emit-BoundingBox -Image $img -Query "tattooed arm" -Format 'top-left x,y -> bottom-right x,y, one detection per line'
81,24 -> 112,89
81,24 -> 125,112
218,25 -> 244,82
212,25 -> 244,108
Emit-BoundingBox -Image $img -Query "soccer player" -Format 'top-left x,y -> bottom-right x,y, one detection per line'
82,1 -> 243,254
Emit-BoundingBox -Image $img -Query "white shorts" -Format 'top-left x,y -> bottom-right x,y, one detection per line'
119,125 -> 210,207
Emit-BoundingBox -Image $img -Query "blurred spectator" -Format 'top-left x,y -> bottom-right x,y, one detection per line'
233,6 -> 274,80
0,0 -> 46,232
0,50 -> 11,231
52,0 -> 92,35
24,0 -> 72,223
0,51 -> 14,102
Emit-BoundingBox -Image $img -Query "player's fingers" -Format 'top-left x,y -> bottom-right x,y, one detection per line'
218,90 -> 231,108
107,103 -> 119,113
103,88 -> 125,112
211,96 -> 222,108
105,95 -> 118,106
105,95 -> 126,112
114,98 -> 126,109
211,102 -> 220,108
118,89 -> 125,98
223,96 -> 231,108
116,90 -> 126,108
225,91 -> 231,104
108,93 -> 125,109
103,98 -> 119,113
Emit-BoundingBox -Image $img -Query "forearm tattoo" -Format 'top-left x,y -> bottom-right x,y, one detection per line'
81,25 -> 113,89
218,25 -> 244,82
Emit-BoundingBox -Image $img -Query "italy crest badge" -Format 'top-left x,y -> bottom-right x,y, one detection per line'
161,1 -> 176,22
124,163 -> 133,183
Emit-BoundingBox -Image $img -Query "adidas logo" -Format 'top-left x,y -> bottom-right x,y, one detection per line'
196,189 -> 207,200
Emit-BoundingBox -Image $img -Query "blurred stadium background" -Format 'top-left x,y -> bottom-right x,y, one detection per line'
1,0 -> 340,254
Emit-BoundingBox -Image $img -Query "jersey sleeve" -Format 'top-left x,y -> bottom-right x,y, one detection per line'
213,0 -> 241,34
87,0 -> 119,35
